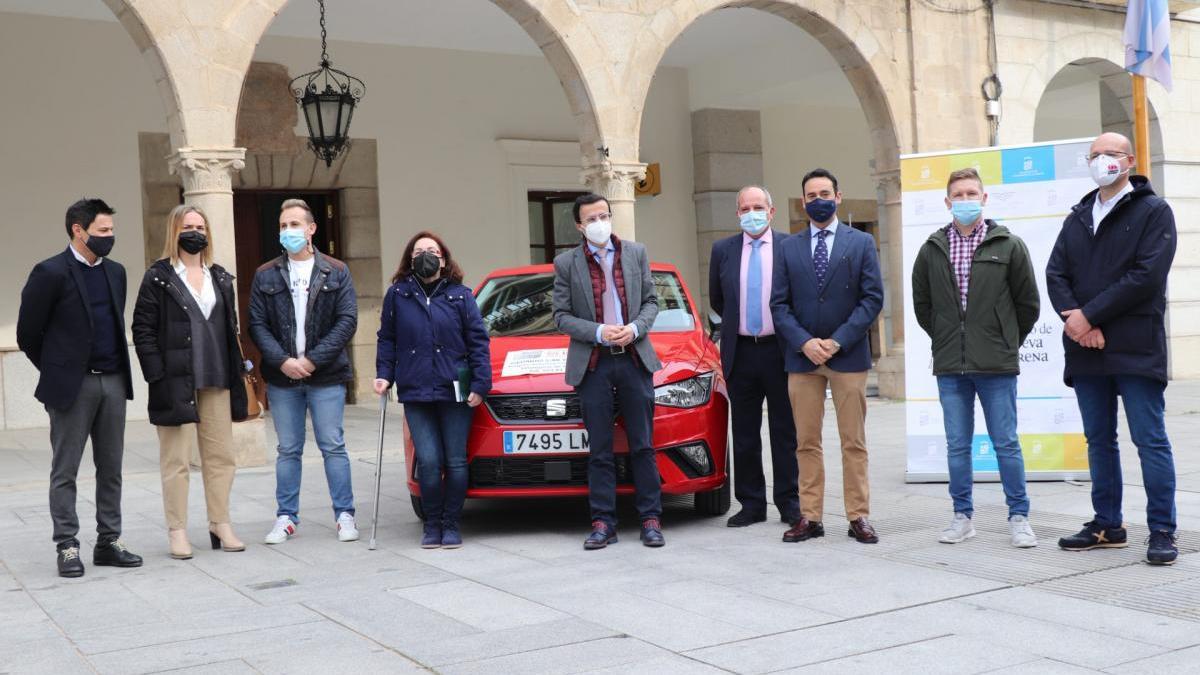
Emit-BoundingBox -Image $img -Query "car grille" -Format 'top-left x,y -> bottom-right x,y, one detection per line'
486,394 -> 620,424
469,456 -> 632,488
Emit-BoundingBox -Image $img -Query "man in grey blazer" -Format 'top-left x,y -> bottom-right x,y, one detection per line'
553,193 -> 663,549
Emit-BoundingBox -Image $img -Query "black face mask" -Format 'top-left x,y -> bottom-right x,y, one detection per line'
84,233 -> 115,258
178,230 -> 209,255
412,251 -> 441,280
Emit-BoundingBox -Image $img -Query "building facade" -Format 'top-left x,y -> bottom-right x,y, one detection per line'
1,0 -> 1198,428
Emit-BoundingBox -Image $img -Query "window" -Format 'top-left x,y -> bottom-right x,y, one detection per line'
477,272 -> 697,337
528,191 -> 586,264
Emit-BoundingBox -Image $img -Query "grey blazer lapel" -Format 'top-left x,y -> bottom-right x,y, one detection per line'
620,243 -> 641,319
571,247 -> 595,322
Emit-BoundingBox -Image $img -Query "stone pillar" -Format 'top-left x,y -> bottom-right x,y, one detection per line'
168,147 -> 247,272
167,146 -> 269,467
581,160 -> 647,242
691,109 -> 764,313
872,169 -> 905,399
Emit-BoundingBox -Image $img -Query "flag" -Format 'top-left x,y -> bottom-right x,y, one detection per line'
1124,0 -> 1173,92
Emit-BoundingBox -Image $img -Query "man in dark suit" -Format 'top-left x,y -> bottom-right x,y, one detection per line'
17,198 -> 142,577
1046,132 -> 1179,566
552,192 -> 663,549
771,169 -> 884,544
709,185 -> 799,527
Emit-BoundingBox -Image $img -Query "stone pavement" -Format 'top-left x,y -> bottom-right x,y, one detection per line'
2,384 -> 1200,675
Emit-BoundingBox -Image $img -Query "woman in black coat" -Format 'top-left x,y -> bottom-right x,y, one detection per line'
132,205 -> 249,560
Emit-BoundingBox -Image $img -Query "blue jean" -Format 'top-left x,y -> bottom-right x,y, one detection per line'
268,383 -> 355,523
937,374 -> 1029,518
404,401 -> 474,526
1073,374 -> 1176,533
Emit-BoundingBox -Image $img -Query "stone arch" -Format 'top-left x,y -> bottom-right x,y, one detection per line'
109,0 -> 608,157
1000,30 -> 1170,156
625,0 -> 906,175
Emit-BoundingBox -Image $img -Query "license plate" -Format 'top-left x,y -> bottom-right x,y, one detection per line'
503,429 -> 589,454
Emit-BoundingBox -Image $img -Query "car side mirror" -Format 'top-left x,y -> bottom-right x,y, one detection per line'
707,310 -> 722,344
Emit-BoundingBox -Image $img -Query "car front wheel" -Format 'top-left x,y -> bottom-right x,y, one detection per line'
694,479 -> 731,516
410,494 -> 426,521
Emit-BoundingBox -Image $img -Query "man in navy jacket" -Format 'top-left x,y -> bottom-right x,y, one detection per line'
709,185 -> 799,528
771,169 -> 884,545
1046,132 -> 1179,565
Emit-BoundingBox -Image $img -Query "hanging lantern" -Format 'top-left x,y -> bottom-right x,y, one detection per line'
290,0 -> 365,167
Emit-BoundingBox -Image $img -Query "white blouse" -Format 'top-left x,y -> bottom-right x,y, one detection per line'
173,260 -> 216,319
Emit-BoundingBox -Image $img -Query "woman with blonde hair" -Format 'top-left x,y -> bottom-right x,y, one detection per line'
132,205 -> 249,559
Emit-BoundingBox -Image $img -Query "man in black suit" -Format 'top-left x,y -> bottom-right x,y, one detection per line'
17,198 -> 142,577
708,185 -> 799,527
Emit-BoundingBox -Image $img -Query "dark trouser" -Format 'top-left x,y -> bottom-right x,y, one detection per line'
48,372 -> 127,549
1073,374 -> 1176,534
728,337 -> 799,517
578,351 -> 661,527
404,400 -> 474,526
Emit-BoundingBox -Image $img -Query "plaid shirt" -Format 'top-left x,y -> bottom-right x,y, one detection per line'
947,222 -> 987,310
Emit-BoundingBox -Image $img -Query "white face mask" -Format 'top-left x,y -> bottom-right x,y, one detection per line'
1089,154 -> 1128,187
584,216 -> 612,245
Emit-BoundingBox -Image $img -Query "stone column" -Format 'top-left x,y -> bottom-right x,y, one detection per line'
167,146 -> 268,467
691,109 -> 764,313
872,169 -> 905,399
168,147 -> 247,272
581,159 -> 646,242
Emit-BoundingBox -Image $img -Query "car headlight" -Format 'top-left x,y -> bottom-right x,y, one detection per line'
654,373 -> 714,408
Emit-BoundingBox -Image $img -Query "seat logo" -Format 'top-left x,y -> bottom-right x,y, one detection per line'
546,398 -> 567,417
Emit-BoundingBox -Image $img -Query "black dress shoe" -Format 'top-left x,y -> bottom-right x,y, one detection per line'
57,546 -> 84,578
847,517 -> 879,544
1147,530 -> 1178,566
780,510 -> 801,527
93,540 -> 143,568
782,518 -> 824,542
640,518 -> 665,547
584,521 -> 618,550
1058,521 -> 1128,551
726,509 -> 767,527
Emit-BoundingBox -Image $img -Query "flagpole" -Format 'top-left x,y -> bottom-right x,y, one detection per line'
1131,73 -> 1152,179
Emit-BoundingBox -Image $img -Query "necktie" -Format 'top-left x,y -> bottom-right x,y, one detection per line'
746,239 -> 763,336
598,251 -> 618,324
814,229 -> 829,287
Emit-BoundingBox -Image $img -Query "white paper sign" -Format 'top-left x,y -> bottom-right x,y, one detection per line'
501,349 -> 569,377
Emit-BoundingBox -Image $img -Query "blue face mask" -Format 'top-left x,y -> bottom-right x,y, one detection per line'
739,210 -> 769,235
279,228 -> 308,255
804,198 -> 837,224
949,199 -> 983,225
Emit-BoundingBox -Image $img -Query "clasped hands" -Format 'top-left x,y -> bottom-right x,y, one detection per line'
280,356 -> 316,380
802,338 -> 840,366
1061,309 -> 1105,350
601,324 -> 636,348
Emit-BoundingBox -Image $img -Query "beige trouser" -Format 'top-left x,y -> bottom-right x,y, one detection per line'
157,388 -> 235,529
787,367 -> 870,522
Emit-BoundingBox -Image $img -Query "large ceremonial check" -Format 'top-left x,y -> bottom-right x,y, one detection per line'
900,138 -> 1092,483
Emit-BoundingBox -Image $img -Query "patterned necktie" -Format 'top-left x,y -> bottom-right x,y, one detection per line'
598,251 -> 618,324
746,239 -> 763,336
814,229 -> 829,287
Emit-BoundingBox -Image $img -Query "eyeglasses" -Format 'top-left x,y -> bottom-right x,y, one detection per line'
413,248 -> 442,258
582,213 -> 612,225
1087,152 -> 1130,161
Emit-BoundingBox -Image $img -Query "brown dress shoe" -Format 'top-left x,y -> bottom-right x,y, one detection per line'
782,518 -> 825,543
847,517 -> 879,544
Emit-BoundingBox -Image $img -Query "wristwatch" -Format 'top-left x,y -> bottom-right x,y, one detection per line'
830,339 -> 841,350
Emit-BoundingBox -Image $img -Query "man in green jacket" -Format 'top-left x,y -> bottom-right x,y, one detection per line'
911,167 -> 1041,548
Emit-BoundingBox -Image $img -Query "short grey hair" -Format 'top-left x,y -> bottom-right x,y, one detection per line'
736,185 -> 773,210
280,198 -> 316,223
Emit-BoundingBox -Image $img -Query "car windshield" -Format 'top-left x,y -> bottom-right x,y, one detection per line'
477,271 -> 696,337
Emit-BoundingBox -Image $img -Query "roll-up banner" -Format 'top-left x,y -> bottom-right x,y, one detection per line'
901,138 -> 1093,483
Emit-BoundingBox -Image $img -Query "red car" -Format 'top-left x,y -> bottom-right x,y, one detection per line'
404,262 -> 730,519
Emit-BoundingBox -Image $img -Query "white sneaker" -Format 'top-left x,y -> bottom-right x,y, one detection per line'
264,516 -> 296,544
939,513 -> 976,544
336,512 -> 359,542
1009,515 -> 1038,548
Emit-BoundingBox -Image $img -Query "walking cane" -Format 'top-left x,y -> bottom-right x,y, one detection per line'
368,391 -> 388,550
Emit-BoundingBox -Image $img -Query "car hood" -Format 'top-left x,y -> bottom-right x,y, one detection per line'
487,331 -> 713,395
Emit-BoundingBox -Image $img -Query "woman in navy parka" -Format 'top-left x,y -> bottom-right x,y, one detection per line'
375,231 -> 491,549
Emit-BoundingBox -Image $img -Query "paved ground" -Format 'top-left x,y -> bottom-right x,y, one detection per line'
3,382 -> 1200,675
